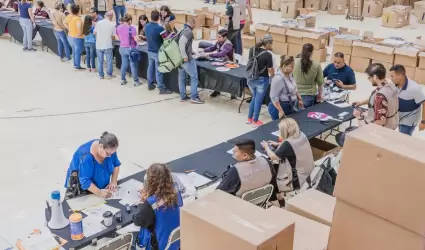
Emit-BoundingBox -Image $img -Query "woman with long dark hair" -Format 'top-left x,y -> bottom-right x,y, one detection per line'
293,43 -> 324,108
136,14 -> 149,42
83,15 -> 96,72
34,0 -> 49,19
159,5 -> 175,26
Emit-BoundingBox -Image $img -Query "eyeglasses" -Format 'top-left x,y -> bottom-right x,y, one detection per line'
104,147 -> 113,157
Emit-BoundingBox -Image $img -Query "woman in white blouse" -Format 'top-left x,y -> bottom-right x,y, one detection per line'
268,55 -> 304,120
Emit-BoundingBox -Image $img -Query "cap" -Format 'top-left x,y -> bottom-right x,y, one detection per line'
263,34 -> 273,44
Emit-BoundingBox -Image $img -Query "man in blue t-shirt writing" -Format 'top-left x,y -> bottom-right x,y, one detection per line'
323,52 -> 356,90
144,10 -> 173,94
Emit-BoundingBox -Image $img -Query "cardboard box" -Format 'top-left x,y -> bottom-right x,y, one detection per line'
296,16 -> 316,28
302,32 -> 327,49
371,44 -> 395,63
186,13 -> 206,27
312,49 -> 327,62
267,207 -> 330,250
304,0 -> 320,9
180,190 -> 295,250
371,59 -> 392,73
348,0 -> 363,16
394,0 -> 411,5
336,124 -> 425,237
419,51 -> 425,69
414,1 -> 425,23
404,65 -> 416,79
206,14 -> 221,27
269,25 -> 287,43
345,54 -> 351,65
319,0 -> 329,10
352,40 -> 374,58
174,23 -> 184,32
328,0 -> 346,14
243,35 -> 256,49
255,23 -> 271,40
193,28 -> 203,40
244,20 -> 251,34
414,67 -> 425,84
126,7 -> 136,16
381,5 -> 412,28
286,189 -> 336,226
394,47 -> 420,67
350,56 -> 371,72
309,138 -> 340,161
288,43 -> 303,56
260,0 -> 272,9
285,29 -> 304,44
328,200 -> 425,250
363,0 -> 384,17
251,0 -> 261,8
333,37 -> 353,55
273,42 -> 289,55
174,11 -> 187,24
298,7 -> 316,14
202,27 -> 218,40
272,0 -> 282,10
281,0 -> 303,18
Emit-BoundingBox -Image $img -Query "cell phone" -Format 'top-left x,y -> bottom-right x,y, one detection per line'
334,100 -> 345,104
203,171 -> 217,179
125,204 -> 131,213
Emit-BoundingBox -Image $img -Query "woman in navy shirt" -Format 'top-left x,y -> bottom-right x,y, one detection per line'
18,0 -> 36,51
64,132 -> 121,199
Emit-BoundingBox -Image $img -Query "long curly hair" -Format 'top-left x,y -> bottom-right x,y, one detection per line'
142,163 -> 177,207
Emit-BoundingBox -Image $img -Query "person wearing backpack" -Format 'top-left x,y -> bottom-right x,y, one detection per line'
246,34 -> 274,127
177,18 -> 204,104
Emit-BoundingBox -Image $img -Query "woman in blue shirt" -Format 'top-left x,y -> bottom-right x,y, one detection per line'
83,15 -> 96,72
64,132 -> 121,199
18,0 -> 36,51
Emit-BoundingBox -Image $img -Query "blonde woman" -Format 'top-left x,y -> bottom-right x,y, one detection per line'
261,118 -> 314,193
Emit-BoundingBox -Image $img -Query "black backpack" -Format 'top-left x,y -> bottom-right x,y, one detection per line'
304,157 -> 337,195
246,47 -> 267,80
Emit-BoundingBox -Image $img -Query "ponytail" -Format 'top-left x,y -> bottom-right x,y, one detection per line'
301,43 -> 314,74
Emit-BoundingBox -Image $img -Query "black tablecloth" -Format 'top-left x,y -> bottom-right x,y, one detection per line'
6,16 -> 38,43
228,102 -> 355,147
50,142 -> 235,250
0,12 -> 15,35
37,21 -> 59,54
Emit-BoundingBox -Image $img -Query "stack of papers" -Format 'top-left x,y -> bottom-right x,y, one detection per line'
83,216 -> 107,238
17,229 -> 60,250
66,194 -> 106,211
107,179 -> 143,206
186,172 -> 212,188
83,204 -> 120,219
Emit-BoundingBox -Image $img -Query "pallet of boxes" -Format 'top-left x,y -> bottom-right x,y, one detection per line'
173,8 -> 222,41
125,3 -> 159,25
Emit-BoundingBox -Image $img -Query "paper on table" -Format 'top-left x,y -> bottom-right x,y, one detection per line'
116,224 -> 141,235
67,194 -> 106,211
327,100 -> 351,108
172,173 -> 198,199
227,148 -> 267,158
186,172 -> 211,188
82,204 -> 120,222
83,216 -> 107,238
271,130 -> 280,137
18,229 -> 59,250
108,179 -> 143,205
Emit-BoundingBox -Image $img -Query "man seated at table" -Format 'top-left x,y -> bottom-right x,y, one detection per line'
217,139 -> 273,197
200,29 -> 234,61
323,52 -> 356,90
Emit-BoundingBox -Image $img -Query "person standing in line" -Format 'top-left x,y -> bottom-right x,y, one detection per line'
83,15 -> 96,72
389,64 -> 425,136
112,0 -> 125,26
144,10 -> 173,94
235,0 -> 253,57
18,0 -> 36,51
293,43 -> 324,108
94,11 -> 116,79
89,7 -> 103,25
116,14 -> 140,86
51,2 -> 71,61
246,34 -> 274,127
93,0 -> 106,17
67,4 -> 85,70
177,18 -> 204,104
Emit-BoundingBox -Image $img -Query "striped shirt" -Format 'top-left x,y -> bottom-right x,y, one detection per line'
397,78 -> 425,126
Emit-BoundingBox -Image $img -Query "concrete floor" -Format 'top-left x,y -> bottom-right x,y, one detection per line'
1,1 -> 425,247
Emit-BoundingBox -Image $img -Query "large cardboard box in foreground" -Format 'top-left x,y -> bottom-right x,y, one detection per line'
394,47 -> 420,67
255,23 -> 271,40
350,56 -> 371,72
181,190 -> 295,250
328,200 -> 425,250
333,37 -> 353,55
381,5 -> 411,28
269,25 -> 287,43
362,0 -> 384,17
419,51 -> 425,69
352,40 -> 374,58
371,44 -> 395,63
267,207 -> 330,250
335,124 -> 425,237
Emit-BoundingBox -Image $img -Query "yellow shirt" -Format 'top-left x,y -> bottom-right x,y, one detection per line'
68,15 -> 83,38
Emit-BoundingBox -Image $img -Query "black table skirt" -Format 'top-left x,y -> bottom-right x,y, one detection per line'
38,24 -> 59,55
7,17 -> 38,43
0,14 -> 9,35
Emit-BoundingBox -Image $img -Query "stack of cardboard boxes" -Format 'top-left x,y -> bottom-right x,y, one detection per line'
381,5 -> 411,28
328,124 -> 425,250
414,0 -> 425,23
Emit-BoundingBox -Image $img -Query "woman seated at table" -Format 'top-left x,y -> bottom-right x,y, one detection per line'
64,132 -> 121,200
201,29 -> 234,61
136,14 -> 149,42
159,5 -> 175,28
0,0 -> 18,12
261,118 -> 314,206
268,55 -> 303,120
34,0 -> 49,19
133,163 -> 182,250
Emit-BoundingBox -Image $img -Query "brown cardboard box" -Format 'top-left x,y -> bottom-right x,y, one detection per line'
350,56 -> 371,72
414,67 -> 425,84
205,13 -> 221,27
285,29 -> 304,44
174,23 -> 184,32
405,66 -> 417,79
352,40 -> 374,58
251,0 -> 261,8
186,13 -> 206,28
362,0 -> 384,17
126,6 -> 136,15
202,27 -> 218,40
135,6 -> 145,19
244,20 -> 251,34
286,189 -> 336,226
328,200 -> 425,250
281,0 -> 303,18
272,0 -> 282,10
394,47 -> 420,67
328,0 -> 346,14
260,0 -> 272,9
371,59 -> 392,72
348,0 -> 363,16
296,16 -> 316,28
395,0 -> 410,5
267,207 -> 330,250
298,7 -> 316,14
302,32 -> 327,49
305,0 -> 320,9
180,190 -> 295,250
345,54 -> 351,65
381,5 -> 412,28
414,1 -> 425,23
333,37 -> 353,55
309,138 -> 340,161
193,28 -> 203,40
255,23 -> 271,40
371,44 -> 395,63
335,124 -> 425,237
273,42 -> 289,55
418,51 -> 425,69
288,43 -> 303,56
319,0 -> 329,10
269,25 -> 287,43
243,35 -> 256,49
174,11 -> 187,24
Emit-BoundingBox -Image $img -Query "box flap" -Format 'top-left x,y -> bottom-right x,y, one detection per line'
353,40 -> 374,48
372,44 -> 395,54
286,29 -> 304,38
394,47 -> 420,57
269,25 -> 287,35
255,23 -> 271,31
419,51 -> 425,58
333,37 -> 353,46
302,32 -> 325,39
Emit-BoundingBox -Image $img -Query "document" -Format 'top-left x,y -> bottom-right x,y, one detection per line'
109,179 -> 143,205
17,229 -> 59,250
83,216 -> 107,238
271,130 -> 280,137
186,172 -> 211,188
82,204 -> 120,222
66,194 -> 106,211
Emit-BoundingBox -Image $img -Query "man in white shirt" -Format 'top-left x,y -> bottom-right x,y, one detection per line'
94,11 -> 116,79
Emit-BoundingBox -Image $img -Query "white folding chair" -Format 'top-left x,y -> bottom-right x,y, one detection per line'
241,184 -> 274,208
94,233 -> 133,250
165,227 -> 180,250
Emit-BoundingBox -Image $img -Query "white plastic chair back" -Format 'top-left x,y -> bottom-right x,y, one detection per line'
94,233 -> 133,250
241,184 -> 274,208
165,227 -> 180,250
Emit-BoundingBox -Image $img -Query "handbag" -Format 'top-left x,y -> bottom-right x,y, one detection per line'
128,27 -> 141,62
279,73 -> 298,112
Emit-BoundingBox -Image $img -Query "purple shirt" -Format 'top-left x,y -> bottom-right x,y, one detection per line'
116,24 -> 137,48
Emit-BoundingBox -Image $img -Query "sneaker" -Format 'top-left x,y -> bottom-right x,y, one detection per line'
159,89 -> 173,95
134,82 -> 141,87
99,76 -> 105,80
191,97 -> 205,104
180,96 -> 190,102
87,68 -> 92,72
106,75 -> 116,79
23,47 -> 28,51
75,66 -> 85,71
246,118 -> 253,124
28,48 -> 37,51
148,84 -> 156,91
121,80 -> 127,85
210,91 -> 220,98
252,120 -> 264,128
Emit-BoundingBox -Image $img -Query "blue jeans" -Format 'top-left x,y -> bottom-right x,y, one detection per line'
19,18 -> 33,49
147,51 -> 165,90
235,23 -> 244,55
84,42 -> 96,69
69,37 -> 84,68
268,101 -> 294,120
301,95 -> 316,108
399,124 -> 415,136
119,47 -> 139,82
178,59 -> 199,99
54,30 -> 70,59
113,5 -> 126,26
247,77 -> 269,122
97,48 -> 113,78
